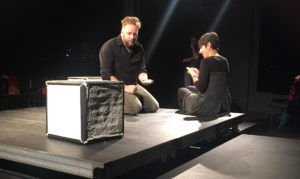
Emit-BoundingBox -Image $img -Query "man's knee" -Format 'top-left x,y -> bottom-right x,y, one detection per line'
143,99 -> 159,113
124,100 -> 142,115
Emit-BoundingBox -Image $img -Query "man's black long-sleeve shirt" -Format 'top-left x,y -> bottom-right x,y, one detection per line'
99,35 -> 147,85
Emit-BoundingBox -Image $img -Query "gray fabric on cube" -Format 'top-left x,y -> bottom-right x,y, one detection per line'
86,84 -> 123,143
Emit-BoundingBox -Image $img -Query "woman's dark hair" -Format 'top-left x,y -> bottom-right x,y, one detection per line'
198,32 -> 219,50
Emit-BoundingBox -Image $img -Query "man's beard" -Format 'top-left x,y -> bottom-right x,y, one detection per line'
124,39 -> 136,48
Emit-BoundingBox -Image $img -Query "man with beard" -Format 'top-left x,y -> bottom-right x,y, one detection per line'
99,16 -> 159,115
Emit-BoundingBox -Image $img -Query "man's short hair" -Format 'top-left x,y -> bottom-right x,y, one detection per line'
198,32 -> 219,50
121,16 -> 141,30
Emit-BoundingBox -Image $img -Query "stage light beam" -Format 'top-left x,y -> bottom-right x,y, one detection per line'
145,0 -> 180,63
209,0 -> 232,31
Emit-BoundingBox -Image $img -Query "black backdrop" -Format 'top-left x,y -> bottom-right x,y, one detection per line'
257,0 -> 300,95
2,1 -> 123,76
1,0 -> 300,108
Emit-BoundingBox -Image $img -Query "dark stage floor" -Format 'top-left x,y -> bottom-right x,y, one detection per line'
1,107 -> 299,179
0,107 -> 243,179
1,106 -> 299,179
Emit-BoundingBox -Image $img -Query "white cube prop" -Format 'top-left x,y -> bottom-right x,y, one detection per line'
46,79 -> 124,144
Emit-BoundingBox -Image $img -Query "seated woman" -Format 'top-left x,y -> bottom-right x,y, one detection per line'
177,32 -> 231,116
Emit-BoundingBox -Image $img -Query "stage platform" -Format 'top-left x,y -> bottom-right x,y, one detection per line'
158,134 -> 300,179
0,107 -> 244,179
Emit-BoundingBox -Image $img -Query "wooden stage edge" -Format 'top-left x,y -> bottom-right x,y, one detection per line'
0,107 -> 244,179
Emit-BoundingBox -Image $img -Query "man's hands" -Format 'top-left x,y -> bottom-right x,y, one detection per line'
124,72 -> 154,94
141,79 -> 154,86
124,85 -> 137,94
111,75 -> 137,94
111,73 -> 154,94
138,72 -> 154,86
